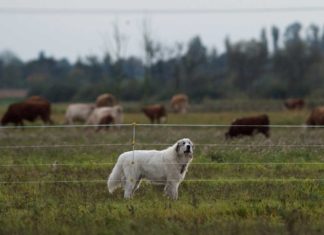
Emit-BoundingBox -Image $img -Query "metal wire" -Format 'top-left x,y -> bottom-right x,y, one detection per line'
0,123 -> 322,129
0,143 -> 130,149
1,7 -> 324,15
0,178 -> 322,185
2,143 -> 324,149
0,162 -> 323,168
0,123 -> 133,129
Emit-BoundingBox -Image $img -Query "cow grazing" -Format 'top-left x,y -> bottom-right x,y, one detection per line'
170,94 -> 189,113
225,114 -> 270,139
306,106 -> 324,127
1,101 -> 53,126
96,93 -> 117,107
65,103 -> 95,124
284,98 -> 305,110
97,114 -> 114,131
86,105 -> 123,130
142,104 -> 167,123
25,96 -> 48,103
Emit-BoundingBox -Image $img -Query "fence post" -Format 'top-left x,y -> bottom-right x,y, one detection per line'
131,122 -> 136,164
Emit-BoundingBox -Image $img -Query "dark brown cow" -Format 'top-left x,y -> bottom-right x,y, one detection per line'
306,106 -> 324,127
1,101 -> 53,126
225,114 -> 270,139
142,104 -> 167,124
284,98 -> 305,110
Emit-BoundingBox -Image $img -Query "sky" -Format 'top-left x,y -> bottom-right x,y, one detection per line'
0,0 -> 324,62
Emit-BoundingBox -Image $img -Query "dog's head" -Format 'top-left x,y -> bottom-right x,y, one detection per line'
175,138 -> 194,157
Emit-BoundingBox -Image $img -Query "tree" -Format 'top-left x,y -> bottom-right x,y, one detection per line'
225,38 -> 268,92
271,26 -> 280,53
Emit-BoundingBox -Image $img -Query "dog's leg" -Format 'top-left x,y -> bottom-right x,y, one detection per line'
132,177 -> 142,194
165,182 -> 179,200
124,180 -> 136,199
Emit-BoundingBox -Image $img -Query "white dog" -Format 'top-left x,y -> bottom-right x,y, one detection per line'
107,138 -> 194,200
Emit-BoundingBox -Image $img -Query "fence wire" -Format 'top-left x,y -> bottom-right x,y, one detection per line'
2,143 -> 324,149
0,162 -> 323,168
0,123 -> 323,129
0,178 -> 323,185
0,123 -> 323,186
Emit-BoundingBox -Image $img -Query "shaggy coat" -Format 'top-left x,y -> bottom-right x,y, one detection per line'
306,106 -> 324,126
142,104 -> 167,123
107,138 -> 194,200
284,98 -> 305,110
225,114 -> 270,138
1,101 -> 53,126
65,103 -> 95,124
170,94 -> 189,113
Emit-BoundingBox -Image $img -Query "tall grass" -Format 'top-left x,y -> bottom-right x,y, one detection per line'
0,104 -> 323,234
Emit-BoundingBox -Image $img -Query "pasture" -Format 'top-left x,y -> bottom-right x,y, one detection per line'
0,102 -> 323,234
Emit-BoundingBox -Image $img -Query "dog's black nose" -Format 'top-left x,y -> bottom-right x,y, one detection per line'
186,145 -> 191,151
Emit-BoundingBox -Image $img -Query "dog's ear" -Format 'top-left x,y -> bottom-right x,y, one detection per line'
176,142 -> 180,153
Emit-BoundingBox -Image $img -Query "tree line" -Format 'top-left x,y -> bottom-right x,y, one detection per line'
1,22 -> 324,102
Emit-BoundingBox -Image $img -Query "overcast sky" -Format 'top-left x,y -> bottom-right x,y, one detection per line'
1,0 -> 324,62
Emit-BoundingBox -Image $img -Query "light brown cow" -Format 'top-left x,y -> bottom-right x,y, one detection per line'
170,94 -> 189,113
64,103 -> 95,124
284,98 -> 305,110
86,105 -> 123,130
306,106 -> 324,127
142,104 -> 167,123
96,93 -> 117,107
97,114 -> 114,131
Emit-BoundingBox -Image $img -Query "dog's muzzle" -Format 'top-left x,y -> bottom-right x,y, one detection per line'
184,145 -> 192,154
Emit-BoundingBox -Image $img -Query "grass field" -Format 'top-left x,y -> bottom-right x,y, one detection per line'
0,102 -> 323,234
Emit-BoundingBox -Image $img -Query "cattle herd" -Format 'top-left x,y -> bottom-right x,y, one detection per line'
1,95 -> 323,137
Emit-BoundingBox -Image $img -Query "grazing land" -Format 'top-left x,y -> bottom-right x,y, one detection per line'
0,102 -> 323,235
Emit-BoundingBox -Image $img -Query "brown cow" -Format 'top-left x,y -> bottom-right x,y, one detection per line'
25,96 -> 48,103
96,93 -> 117,107
170,94 -> 189,113
306,106 -> 324,127
284,98 -> 305,110
225,114 -> 270,139
142,104 -> 167,124
1,101 -> 53,126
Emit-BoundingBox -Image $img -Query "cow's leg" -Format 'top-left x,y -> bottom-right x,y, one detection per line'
17,120 -> 24,129
40,114 -> 49,125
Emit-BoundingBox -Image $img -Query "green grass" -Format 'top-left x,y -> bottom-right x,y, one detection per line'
0,103 -> 323,234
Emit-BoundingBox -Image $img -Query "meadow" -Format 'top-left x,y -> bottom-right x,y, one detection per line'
0,101 -> 323,234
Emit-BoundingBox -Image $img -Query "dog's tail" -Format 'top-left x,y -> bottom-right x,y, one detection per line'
107,162 -> 123,194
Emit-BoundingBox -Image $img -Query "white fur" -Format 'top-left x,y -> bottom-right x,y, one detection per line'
107,138 -> 194,200
65,103 -> 95,124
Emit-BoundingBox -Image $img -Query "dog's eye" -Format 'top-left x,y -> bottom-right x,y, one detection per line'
182,142 -> 185,145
